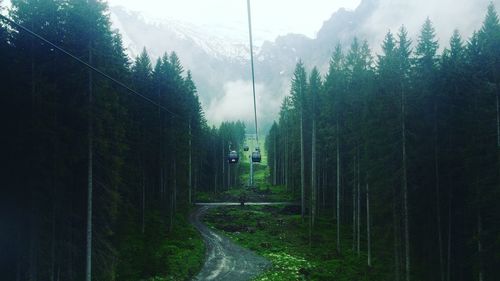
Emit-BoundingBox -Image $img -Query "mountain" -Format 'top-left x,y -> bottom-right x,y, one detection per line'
110,0 -> 498,131
109,3 -> 370,130
110,7 -> 249,99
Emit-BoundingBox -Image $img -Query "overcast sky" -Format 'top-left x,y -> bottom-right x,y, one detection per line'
107,0 -> 361,40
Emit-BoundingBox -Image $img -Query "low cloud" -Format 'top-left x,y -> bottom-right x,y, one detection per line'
363,0 -> 500,52
206,80 -> 283,133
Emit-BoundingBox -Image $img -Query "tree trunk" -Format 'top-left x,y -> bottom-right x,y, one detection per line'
228,161 -> 231,189
434,102 -> 444,281
68,196 -> 74,281
446,183 -> 453,281
173,158 -> 177,212
85,43 -> 93,281
29,21 -> 38,281
158,74 -> 163,200
402,83 -> 410,281
322,168 -> 326,212
357,151 -> 361,255
311,101 -> 317,244
393,182 -> 401,281
195,164 -> 199,199
214,170 -> 217,194
477,213 -> 484,281
274,129 -> 277,186
250,158 -> 254,187
141,167 -> 145,234
16,250 -> 21,281
336,117 -> 341,253
169,191 -> 174,232
170,159 -> 177,231
29,204 -> 38,281
50,199 -> 56,281
496,89 -> 499,147
366,183 -> 371,267
188,119 -> 192,204
284,115 -> 289,191
222,142 -> 225,190
352,156 -> 356,251
300,109 -> 305,220
233,160 -> 236,187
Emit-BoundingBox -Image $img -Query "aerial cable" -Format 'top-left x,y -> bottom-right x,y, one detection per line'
0,13 -> 183,120
247,0 -> 259,145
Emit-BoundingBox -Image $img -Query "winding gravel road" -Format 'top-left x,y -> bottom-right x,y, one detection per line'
190,205 -> 270,281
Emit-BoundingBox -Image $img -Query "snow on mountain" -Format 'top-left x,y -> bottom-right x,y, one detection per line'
109,6 -> 257,63
109,0 -> 500,130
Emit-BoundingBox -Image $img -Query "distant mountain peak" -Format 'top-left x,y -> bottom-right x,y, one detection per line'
110,5 -> 253,62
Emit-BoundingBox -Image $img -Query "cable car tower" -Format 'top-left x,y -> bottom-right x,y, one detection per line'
247,0 -> 261,187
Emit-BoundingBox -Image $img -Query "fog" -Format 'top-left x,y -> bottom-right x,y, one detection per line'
5,0 -> 498,131
108,0 -> 361,41
205,0 -> 500,131
206,80 -> 283,131
363,0 -> 500,52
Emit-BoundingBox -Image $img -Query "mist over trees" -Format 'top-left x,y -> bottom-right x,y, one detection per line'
2,0 -> 500,280
0,0 -> 246,280
266,4 -> 500,281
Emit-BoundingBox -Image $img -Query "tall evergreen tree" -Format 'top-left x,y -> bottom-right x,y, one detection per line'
290,61 -> 309,220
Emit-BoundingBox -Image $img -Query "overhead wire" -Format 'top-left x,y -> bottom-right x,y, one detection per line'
0,13 -> 184,121
247,0 -> 259,146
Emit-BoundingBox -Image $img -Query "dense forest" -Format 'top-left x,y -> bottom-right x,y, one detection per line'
0,0 -> 247,280
3,0 -> 500,281
266,4 -> 500,281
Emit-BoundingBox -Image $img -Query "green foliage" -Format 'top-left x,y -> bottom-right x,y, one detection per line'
2,0 -> 209,280
266,5 -> 500,281
205,205 -> 385,281
255,253 -> 313,281
116,212 -> 204,281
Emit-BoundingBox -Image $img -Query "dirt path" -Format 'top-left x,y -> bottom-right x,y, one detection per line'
190,206 -> 270,281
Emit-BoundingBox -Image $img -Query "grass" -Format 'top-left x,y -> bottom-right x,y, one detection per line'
204,204 -> 386,281
195,174 -> 292,203
193,137 -> 389,280
195,143 -> 293,203
117,210 -> 205,281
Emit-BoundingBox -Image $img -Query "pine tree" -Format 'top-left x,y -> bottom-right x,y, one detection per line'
414,17 -> 442,281
439,29 -> 466,281
323,44 -> 347,253
290,61 -> 308,220
309,67 -> 321,238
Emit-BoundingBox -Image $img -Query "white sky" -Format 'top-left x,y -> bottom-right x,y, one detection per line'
107,0 -> 361,39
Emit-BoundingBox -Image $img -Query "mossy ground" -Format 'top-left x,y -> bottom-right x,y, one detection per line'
117,211 -> 205,281
196,145 -> 293,203
204,202 -> 386,281
196,137 -> 390,280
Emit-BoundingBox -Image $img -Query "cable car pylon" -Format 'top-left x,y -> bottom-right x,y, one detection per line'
247,0 -> 262,188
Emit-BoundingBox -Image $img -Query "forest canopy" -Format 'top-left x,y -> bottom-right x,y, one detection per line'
0,0 -> 246,280
266,4 -> 500,281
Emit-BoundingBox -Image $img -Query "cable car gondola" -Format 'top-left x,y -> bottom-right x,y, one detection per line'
251,150 -> 261,163
228,150 -> 239,164
244,144 -> 249,151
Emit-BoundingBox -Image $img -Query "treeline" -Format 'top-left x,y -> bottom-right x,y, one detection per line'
266,4 -> 500,281
196,121 -> 246,194
0,0 -> 243,280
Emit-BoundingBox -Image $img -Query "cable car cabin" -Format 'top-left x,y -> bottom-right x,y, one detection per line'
244,145 -> 249,151
252,151 -> 261,163
228,150 -> 239,164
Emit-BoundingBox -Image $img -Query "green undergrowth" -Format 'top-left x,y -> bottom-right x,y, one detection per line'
196,180 -> 292,203
204,205 -> 386,281
116,210 -> 204,281
194,191 -> 219,202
